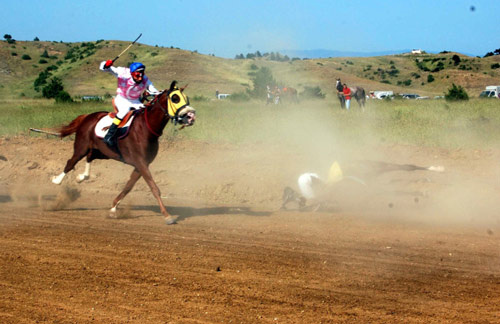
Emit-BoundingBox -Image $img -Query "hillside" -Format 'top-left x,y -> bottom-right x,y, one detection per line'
1,39 -> 499,100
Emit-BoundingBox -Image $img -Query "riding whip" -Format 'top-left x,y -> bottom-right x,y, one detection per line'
112,33 -> 142,64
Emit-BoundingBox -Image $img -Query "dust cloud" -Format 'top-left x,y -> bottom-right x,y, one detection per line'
224,98 -> 500,228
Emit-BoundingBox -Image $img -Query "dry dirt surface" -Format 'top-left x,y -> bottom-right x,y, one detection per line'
0,136 -> 499,323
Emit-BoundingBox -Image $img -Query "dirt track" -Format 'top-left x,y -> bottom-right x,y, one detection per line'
0,137 -> 499,323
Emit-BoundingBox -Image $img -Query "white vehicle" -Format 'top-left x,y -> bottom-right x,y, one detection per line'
369,91 -> 394,100
479,86 -> 500,98
217,93 -> 231,99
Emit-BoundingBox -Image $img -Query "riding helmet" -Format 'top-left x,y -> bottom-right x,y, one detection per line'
129,62 -> 145,73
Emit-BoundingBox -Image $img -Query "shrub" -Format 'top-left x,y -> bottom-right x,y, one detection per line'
491,63 -> 500,69
21,54 -> 31,60
247,66 -> 275,99
300,86 -> 325,99
228,92 -> 250,102
39,59 -> 48,64
427,74 -> 435,83
55,91 -> 73,103
445,83 -> 468,101
41,49 -> 49,58
11,52 -> 17,56
34,70 -> 51,91
42,77 -> 64,99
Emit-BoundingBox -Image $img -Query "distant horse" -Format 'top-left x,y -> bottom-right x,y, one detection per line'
336,79 -> 366,109
51,81 -> 196,224
280,86 -> 298,103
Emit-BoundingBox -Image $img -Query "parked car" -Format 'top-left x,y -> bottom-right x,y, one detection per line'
401,93 -> 421,100
479,86 -> 500,98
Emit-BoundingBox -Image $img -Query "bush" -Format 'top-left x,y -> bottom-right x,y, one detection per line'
300,86 -> 325,99
247,66 -> 275,99
55,91 -> 73,103
42,77 -> 65,99
228,92 -> 250,102
445,83 -> 468,101
21,54 -> 31,60
11,52 -> 17,56
38,59 -> 48,64
491,63 -> 500,69
427,74 -> 435,83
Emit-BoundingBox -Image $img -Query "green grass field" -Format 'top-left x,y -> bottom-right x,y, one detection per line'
1,98 -> 500,150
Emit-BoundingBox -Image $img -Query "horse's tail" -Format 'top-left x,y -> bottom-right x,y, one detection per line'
59,114 -> 89,138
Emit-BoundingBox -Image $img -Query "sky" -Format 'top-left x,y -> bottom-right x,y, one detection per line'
2,0 -> 499,58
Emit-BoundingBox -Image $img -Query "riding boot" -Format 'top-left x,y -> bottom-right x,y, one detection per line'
103,121 -> 120,148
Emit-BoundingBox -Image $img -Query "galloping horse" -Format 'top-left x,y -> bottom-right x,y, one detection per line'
336,79 -> 366,109
51,81 -> 196,224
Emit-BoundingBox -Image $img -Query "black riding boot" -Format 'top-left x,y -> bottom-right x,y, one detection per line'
103,123 -> 119,148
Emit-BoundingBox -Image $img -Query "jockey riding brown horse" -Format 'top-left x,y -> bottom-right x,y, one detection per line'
51,81 -> 196,224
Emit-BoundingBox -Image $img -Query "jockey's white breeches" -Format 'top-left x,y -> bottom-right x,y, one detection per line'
298,173 -> 320,199
114,95 -> 144,120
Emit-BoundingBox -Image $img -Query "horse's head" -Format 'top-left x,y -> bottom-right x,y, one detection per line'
336,79 -> 343,91
163,80 -> 196,127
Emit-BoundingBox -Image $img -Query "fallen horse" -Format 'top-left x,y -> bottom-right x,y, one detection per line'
281,160 -> 444,210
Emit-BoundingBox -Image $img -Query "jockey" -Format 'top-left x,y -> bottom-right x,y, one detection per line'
100,60 -> 160,147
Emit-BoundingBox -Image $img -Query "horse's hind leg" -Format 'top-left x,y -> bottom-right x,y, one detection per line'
52,139 -> 89,185
109,169 -> 142,218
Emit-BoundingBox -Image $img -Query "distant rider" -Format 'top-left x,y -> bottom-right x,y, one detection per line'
99,60 -> 160,147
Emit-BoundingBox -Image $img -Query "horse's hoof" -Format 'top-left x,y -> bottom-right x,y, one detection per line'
165,216 -> 177,225
51,177 -> 62,185
76,174 -> 89,183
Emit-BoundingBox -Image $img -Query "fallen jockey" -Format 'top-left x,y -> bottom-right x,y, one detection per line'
281,160 -> 444,211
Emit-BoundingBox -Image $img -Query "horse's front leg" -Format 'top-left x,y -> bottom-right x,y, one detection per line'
136,163 -> 176,225
109,168 -> 142,218
76,161 -> 91,183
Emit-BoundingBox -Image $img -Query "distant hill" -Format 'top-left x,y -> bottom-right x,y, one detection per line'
279,49 -> 413,59
0,39 -> 499,100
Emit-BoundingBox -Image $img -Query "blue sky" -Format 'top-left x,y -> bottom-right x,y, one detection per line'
2,0 -> 498,58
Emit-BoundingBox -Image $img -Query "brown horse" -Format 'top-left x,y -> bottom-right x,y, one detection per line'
280,86 -> 298,103
51,81 -> 196,224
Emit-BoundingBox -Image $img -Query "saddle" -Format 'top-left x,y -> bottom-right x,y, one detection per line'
94,109 -> 138,139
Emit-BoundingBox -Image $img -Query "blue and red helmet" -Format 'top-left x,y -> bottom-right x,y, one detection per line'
130,62 -> 145,73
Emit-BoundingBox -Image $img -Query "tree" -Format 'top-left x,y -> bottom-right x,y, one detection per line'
300,86 -> 325,99
34,36 -> 40,41
248,67 -> 275,99
445,83 -> 468,101
42,77 -> 64,99
451,54 -> 461,66
41,49 -> 49,58
3,34 -> 12,40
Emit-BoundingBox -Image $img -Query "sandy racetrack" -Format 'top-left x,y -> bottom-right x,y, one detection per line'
0,136 -> 499,323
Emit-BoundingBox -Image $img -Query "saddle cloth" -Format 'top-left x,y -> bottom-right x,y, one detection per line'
94,111 -> 136,138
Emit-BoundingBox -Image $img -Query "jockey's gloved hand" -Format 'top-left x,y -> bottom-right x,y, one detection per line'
103,60 -> 113,69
